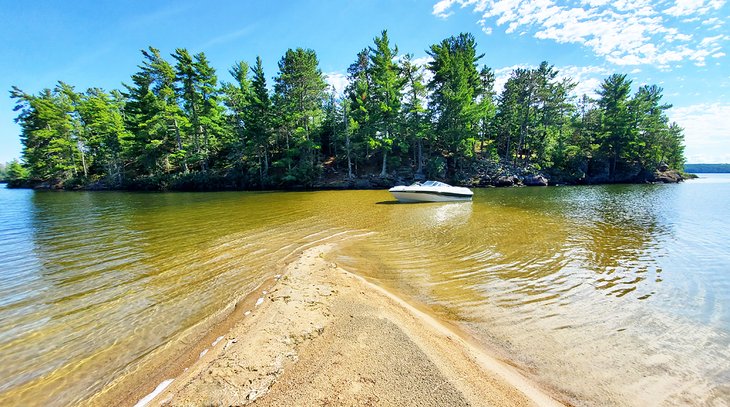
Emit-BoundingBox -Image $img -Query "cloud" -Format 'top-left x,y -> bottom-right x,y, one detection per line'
492,63 -> 610,97
664,0 -> 724,17
433,0 -> 457,18
325,72 -> 349,95
433,0 -> 729,67
667,103 -> 730,163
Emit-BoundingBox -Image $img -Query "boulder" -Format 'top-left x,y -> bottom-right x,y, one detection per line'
493,175 -> 520,187
523,175 -> 549,186
353,178 -> 373,189
653,170 -> 683,183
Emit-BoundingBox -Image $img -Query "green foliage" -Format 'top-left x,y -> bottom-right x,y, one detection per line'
6,160 -> 29,185
273,48 -> 328,186
427,33 -> 490,175
8,33 -> 687,190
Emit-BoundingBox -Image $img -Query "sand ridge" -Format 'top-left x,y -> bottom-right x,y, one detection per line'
144,244 -> 563,406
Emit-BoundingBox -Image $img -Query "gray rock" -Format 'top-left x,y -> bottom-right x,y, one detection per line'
523,175 -> 549,186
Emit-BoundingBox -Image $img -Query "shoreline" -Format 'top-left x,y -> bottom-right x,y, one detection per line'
120,244 -> 564,407
86,274 -> 285,407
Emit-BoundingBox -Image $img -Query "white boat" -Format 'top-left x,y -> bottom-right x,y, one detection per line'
388,180 -> 473,202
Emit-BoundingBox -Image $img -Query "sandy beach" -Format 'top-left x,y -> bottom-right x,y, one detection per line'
127,244 -> 563,407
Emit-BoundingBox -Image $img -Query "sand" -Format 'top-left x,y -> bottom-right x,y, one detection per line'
135,244 -> 564,407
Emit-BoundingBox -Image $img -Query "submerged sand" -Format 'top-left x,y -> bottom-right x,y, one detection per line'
132,244 -> 563,406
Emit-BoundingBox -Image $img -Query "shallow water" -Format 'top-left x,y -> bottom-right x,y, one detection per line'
0,175 -> 729,405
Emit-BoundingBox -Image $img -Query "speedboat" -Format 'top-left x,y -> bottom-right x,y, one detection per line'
388,180 -> 473,202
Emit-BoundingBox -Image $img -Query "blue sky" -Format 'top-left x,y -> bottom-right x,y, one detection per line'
0,0 -> 728,163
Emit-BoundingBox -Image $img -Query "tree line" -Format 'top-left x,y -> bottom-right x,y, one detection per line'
7,31 -> 686,190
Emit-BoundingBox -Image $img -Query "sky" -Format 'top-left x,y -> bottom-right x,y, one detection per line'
0,0 -> 728,163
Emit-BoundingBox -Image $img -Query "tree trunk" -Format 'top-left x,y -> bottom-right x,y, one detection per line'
416,138 -> 424,177
346,133 -> 353,179
380,149 -> 387,177
173,118 -> 188,173
264,145 -> 269,178
80,149 -> 88,178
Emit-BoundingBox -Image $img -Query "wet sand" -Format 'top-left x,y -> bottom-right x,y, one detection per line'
132,244 -> 564,406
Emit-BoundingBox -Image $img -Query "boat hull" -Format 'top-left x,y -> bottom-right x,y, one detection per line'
389,190 -> 472,203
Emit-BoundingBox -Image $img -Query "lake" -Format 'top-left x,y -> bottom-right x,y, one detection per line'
1,174 -> 729,405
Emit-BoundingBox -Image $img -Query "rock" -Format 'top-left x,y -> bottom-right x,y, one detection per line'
658,163 -> 669,172
523,175 -> 549,186
353,179 -> 372,189
653,170 -> 683,183
493,175 -> 520,187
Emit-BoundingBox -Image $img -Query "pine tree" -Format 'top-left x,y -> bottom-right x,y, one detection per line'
427,33 -> 487,176
273,48 -> 328,185
368,30 -> 405,177
400,54 -> 429,177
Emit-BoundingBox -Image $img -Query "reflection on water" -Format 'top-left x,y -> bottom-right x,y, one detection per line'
0,176 -> 729,406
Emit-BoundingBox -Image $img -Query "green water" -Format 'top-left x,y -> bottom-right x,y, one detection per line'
1,176 -> 729,405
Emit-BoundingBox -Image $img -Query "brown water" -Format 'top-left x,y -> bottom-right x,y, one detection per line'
1,176 -> 729,406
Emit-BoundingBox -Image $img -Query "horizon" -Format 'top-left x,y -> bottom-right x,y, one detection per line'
1,0 -> 728,164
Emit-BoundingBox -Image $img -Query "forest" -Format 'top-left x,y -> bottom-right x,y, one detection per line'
7,31 -> 686,190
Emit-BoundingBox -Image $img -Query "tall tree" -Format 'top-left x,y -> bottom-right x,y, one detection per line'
427,33 -> 487,176
246,57 -> 273,184
221,60 -> 252,171
123,47 -> 187,175
400,54 -> 429,177
597,73 -> 633,180
11,84 -> 80,183
345,48 -> 372,176
75,88 -> 130,185
273,48 -> 328,185
173,49 -> 224,171
368,30 -> 405,177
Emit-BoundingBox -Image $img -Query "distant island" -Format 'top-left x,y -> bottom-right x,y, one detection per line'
6,31 -> 686,191
684,164 -> 730,173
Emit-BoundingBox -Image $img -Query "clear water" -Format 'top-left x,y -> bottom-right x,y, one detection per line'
0,175 -> 728,406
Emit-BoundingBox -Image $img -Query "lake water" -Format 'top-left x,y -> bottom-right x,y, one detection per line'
1,175 -> 729,406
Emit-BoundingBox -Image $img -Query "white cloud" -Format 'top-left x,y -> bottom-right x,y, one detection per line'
667,103 -> 730,163
325,72 -> 349,96
664,0 -> 724,17
433,0 -> 457,18
493,63 -> 610,97
433,0 -> 730,67
493,64 -> 529,94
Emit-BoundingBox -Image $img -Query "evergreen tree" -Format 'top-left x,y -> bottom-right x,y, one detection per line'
75,88 -> 130,185
400,54 -> 430,177
273,48 -> 328,185
368,30 -> 405,177
597,73 -> 633,180
221,60 -> 253,172
173,49 -> 225,171
345,48 -> 372,175
122,47 -> 187,176
11,84 -> 80,183
6,159 -> 29,186
427,33 -> 487,176
246,57 -> 273,184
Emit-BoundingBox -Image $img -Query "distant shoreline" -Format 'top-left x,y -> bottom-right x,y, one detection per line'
4,168 -> 688,192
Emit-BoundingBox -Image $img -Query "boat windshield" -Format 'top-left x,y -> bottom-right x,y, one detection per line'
422,180 -> 451,187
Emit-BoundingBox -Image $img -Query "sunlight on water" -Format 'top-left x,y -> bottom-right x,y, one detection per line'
0,176 -> 729,406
